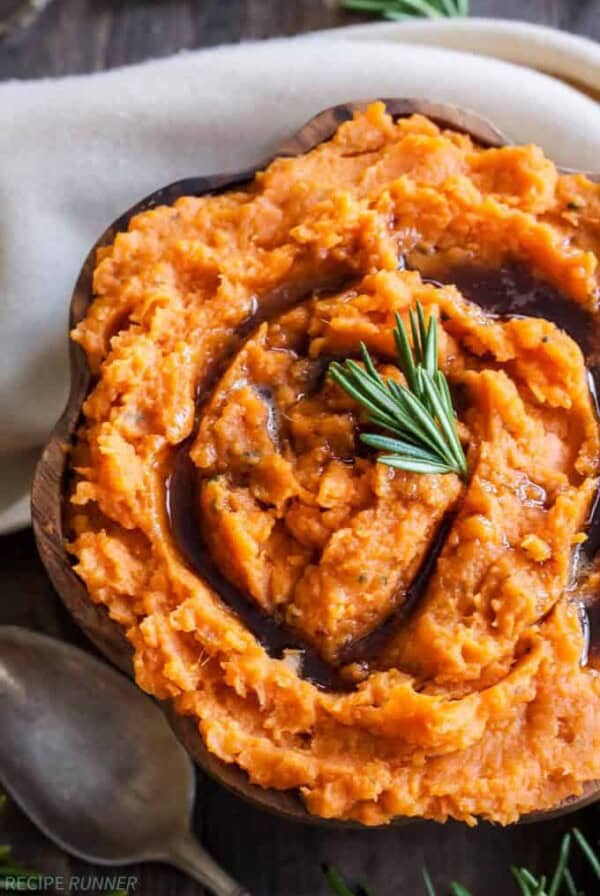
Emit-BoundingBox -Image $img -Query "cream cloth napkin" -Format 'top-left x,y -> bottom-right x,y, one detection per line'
1,18 -> 599,533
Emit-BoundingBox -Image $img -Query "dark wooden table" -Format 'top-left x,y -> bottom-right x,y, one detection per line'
1,2 -> 599,895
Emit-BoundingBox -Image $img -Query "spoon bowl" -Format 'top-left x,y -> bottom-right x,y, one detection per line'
0,626 -> 249,895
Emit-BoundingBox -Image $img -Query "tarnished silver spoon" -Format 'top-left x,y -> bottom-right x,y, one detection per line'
0,626 -> 250,896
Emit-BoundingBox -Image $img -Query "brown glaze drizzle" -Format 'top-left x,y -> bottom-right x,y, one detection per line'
166,444 -> 351,691
166,262 -> 600,688
430,263 -> 600,663
336,513 -> 455,666
585,602 -> 600,663
433,263 -> 600,366
167,435 -> 453,690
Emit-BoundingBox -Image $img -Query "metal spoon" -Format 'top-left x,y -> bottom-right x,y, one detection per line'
0,626 -> 250,896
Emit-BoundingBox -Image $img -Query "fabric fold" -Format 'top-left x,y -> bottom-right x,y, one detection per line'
1,19 -> 598,532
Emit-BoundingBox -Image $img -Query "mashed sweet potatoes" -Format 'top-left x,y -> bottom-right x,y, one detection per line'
68,102 -> 600,825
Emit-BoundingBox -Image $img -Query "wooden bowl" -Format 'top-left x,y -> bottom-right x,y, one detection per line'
31,98 -> 600,827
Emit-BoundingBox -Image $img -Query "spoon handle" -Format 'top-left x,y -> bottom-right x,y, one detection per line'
167,830 -> 251,896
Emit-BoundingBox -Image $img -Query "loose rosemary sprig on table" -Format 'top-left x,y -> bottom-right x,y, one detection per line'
340,0 -> 469,21
328,302 -> 468,478
325,827 -> 600,896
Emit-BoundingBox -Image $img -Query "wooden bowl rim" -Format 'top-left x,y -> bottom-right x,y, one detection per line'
31,97 -> 600,828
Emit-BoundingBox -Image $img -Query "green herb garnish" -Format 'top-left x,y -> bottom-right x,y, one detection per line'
573,828 -> 600,879
340,0 -> 469,21
450,885 -> 474,896
0,843 -> 43,891
328,302 -> 467,478
324,866 -> 357,896
422,868 -> 437,896
326,828 -> 600,896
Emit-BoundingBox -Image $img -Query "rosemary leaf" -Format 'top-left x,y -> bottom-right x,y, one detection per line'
378,456 -> 455,474
424,312 -> 437,378
510,867 -> 534,896
450,883 -> 474,896
573,828 -> 600,878
434,368 -> 454,417
393,314 -> 418,393
422,868 -> 437,896
562,867 -> 579,896
360,342 -> 385,386
324,866 -> 356,896
367,407 -> 420,438
409,308 -> 423,364
518,868 -> 540,891
416,301 -> 429,362
420,372 -> 467,474
341,0 -> 393,10
548,833 -> 571,896
342,360 -> 400,417
360,432 -> 447,463
387,381 -> 457,464
328,366 -> 389,418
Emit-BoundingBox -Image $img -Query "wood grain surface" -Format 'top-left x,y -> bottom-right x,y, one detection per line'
0,0 -> 598,79
1,2 -> 599,895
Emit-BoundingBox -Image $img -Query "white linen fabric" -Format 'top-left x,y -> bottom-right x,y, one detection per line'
1,18 -> 599,532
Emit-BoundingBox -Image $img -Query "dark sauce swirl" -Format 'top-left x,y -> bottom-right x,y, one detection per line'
166,262 -> 600,688
166,444 -> 453,690
432,263 -> 600,667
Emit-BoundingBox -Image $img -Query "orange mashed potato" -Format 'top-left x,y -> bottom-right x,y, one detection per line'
69,103 -> 600,825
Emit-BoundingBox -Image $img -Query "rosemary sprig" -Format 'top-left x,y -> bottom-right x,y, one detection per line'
325,828 -> 600,896
328,302 -> 467,478
340,0 -> 469,21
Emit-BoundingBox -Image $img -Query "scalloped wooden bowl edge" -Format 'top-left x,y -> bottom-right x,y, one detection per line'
31,98 -> 600,828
